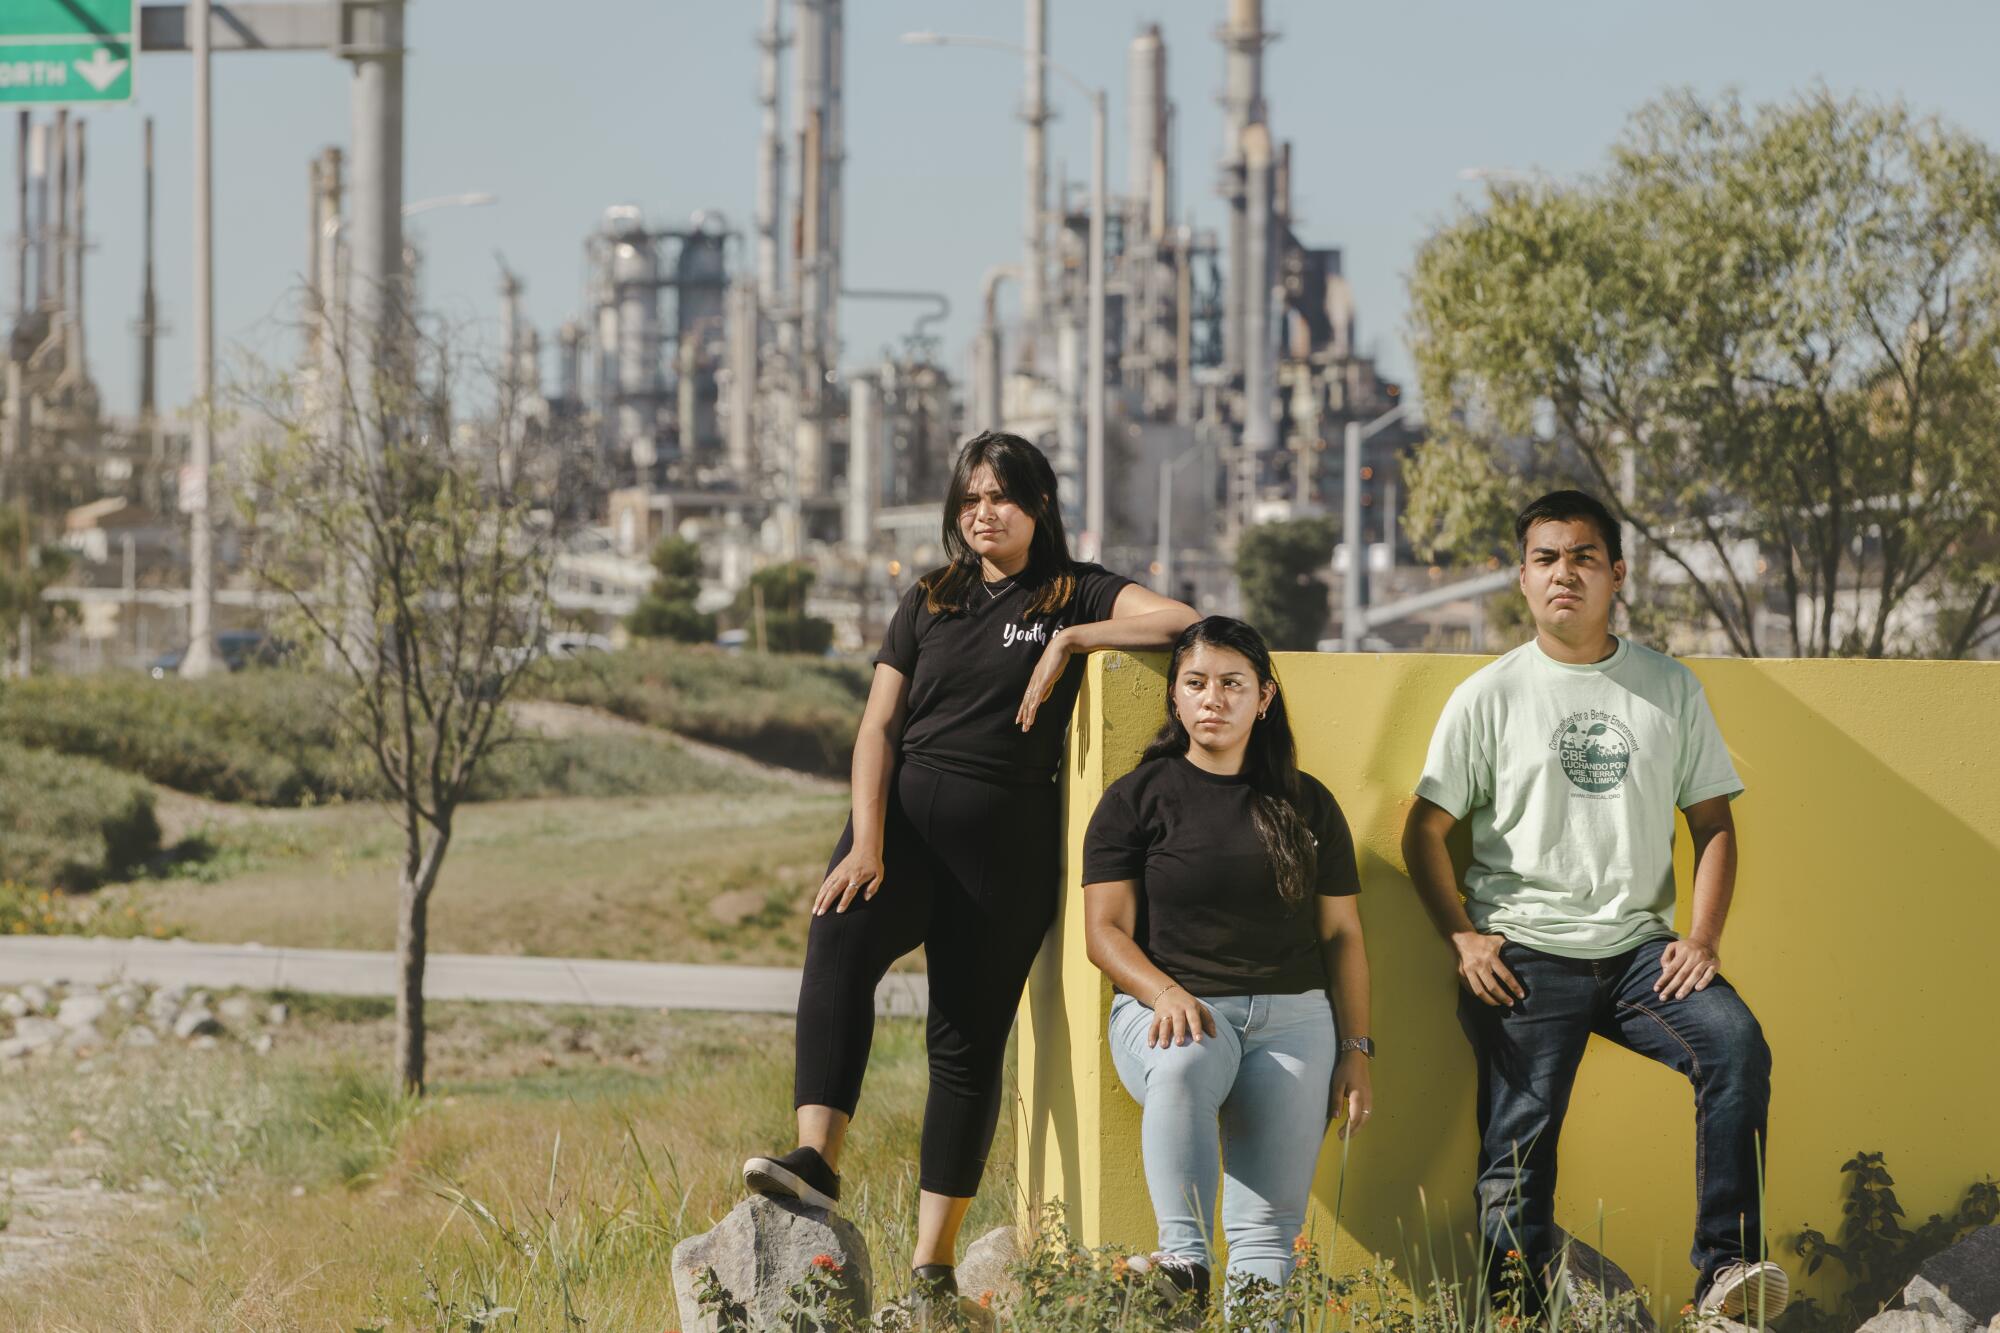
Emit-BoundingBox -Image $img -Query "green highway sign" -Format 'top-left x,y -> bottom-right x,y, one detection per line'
0,0 -> 136,105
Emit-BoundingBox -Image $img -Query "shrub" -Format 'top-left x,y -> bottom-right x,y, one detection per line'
526,642 -> 869,775
0,742 -> 162,889
0,670 -> 361,806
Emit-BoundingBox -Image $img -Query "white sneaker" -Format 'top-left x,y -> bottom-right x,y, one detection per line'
1698,1260 -> 1790,1322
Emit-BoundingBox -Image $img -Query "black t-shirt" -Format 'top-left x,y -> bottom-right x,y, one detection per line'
875,562 -> 1133,786
1082,755 -> 1361,997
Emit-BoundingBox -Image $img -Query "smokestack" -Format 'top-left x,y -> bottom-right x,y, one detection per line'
557,320 -> 582,402
12,113 -> 25,320
53,109 -> 68,319
1127,25 -> 1166,240
29,120 -> 49,309
306,152 -> 323,365
1241,122 -> 1275,453
846,372 -> 877,555
1020,0 -> 1049,342
756,0 -> 785,309
1277,140 -> 1292,226
824,0 -> 843,372
1219,0 -> 1269,381
975,266 -> 1012,428
499,262 -> 523,404
725,279 -> 757,482
139,117 -> 158,419
70,116 -> 85,385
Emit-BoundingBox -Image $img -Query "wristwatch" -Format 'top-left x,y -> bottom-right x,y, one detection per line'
1338,1036 -> 1376,1058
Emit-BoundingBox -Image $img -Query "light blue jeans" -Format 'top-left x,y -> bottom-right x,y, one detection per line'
1107,989 -> 1337,1292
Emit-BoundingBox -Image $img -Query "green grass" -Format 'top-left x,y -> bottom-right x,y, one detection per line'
525,641 -> 871,775
0,1002 -> 1009,1331
0,740 -> 161,889
118,788 -> 849,965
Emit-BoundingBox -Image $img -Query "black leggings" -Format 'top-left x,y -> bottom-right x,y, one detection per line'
794,762 -> 1060,1198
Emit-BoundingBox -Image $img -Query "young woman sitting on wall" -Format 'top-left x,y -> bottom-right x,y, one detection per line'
1082,615 -> 1375,1319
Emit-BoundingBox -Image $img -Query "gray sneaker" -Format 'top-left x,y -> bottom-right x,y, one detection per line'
1698,1260 -> 1790,1322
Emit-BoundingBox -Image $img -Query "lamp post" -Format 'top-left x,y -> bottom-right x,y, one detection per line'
903,31 -> 1106,559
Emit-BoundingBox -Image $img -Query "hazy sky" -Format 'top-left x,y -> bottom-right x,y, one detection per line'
11,0 -> 2000,421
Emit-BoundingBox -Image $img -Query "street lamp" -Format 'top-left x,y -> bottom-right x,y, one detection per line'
902,31 -> 1107,561
1340,402 -> 1410,652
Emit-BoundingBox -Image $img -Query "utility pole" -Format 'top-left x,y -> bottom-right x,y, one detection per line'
182,0 -> 216,676
344,0 -> 405,444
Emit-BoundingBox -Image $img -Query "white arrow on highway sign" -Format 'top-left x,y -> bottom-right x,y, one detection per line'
73,48 -> 129,93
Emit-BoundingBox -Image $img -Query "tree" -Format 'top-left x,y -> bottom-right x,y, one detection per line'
738,562 -> 834,655
1235,516 -> 1336,650
627,536 -> 716,643
0,508 -> 73,674
1407,89 -> 2000,657
236,311 -> 568,1095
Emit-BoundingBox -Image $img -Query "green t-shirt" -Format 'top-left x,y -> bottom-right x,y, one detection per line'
1414,637 -> 1743,959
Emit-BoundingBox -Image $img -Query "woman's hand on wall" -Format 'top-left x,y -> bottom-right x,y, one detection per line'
1332,1052 -> 1374,1138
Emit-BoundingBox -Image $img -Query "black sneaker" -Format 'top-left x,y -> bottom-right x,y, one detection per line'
1129,1252 -> 1210,1326
907,1265 -> 960,1329
742,1145 -> 841,1211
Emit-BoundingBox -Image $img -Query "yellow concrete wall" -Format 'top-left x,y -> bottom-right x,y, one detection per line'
1018,650 -> 2000,1318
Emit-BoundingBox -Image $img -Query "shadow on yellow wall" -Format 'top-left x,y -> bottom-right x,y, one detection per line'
1018,650 -> 2000,1319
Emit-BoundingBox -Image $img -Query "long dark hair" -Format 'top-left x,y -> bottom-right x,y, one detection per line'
918,431 -> 1078,616
1141,616 -> 1318,903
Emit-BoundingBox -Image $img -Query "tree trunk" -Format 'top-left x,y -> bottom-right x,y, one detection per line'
394,822 -> 452,1096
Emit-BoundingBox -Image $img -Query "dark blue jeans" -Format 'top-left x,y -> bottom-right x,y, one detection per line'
1457,936 -> 1772,1304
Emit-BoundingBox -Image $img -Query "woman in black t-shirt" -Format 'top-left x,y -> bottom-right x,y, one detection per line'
1082,616 -> 1375,1314
743,432 -> 1196,1304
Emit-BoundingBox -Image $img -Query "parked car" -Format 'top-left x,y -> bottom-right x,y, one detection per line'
147,630 -> 290,679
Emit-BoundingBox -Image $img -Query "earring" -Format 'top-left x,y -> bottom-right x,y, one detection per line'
1257,709 -> 1268,720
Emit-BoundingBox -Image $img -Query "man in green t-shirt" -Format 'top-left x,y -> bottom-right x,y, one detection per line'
1402,490 -> 1785,1322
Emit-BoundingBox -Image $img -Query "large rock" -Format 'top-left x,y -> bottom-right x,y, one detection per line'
1906,1226 -> 2000,1333
217,995 -> 259,1027
8,1016 -> 63,1053
56,995 -> 109,1030
1857,1310 -> 1960,1333
1554,1229 -> 1656,1333
173,1006 -> 222,1040
955,1226 -> 1022,1312
671,1195 -> 873,1333
17,983 -> 51,1014
0,992 -> 30,1019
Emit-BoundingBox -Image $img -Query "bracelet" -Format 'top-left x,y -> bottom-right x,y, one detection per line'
1149,980 -> 1180,1007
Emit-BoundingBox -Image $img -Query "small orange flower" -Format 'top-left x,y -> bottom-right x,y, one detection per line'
1505,1249 -> 1521,1260
1111,1256 -> 1130,1280
1293,1232 -> 1313,1254
810,1253 -> 841,1272
978,1290 -> 994,1309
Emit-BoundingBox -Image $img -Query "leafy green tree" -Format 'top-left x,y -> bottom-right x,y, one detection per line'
738,562 -> 834,655
1235,516 -> 1336,650
0,509 -> 73,673
627,536 -> 715,643
1407,89 -> 2000,657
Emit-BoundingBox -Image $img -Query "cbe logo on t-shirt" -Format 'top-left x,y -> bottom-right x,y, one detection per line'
1001,621 -> 1051,649
1548,709 -> 1637,795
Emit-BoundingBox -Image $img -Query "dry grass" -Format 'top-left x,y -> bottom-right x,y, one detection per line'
114,788 -> 850,966
0,1000 -> 1011,1331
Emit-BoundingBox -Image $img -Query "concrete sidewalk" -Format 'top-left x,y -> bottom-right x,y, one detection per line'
0,937 -> 927,1018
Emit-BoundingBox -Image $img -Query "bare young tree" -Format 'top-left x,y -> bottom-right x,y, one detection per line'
235,306 -> 568,1094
